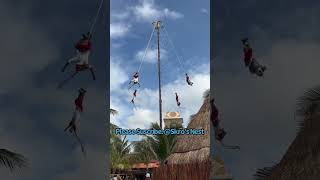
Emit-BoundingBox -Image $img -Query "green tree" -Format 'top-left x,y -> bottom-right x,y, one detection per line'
132,139 -> 154,164
133,123 -> 178,164
110,123 -> 131,173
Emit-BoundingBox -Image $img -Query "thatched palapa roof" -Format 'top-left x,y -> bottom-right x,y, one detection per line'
165,90 -> 210,164
254,113 -> 320,180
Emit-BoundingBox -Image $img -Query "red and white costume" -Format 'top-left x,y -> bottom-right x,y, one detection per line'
210,98 -> 219,127
75,92 -> 85,112
132,73 -> 139,84
68,39 -> 92,71
243,46 -> 253,66
71,90 -> 86,125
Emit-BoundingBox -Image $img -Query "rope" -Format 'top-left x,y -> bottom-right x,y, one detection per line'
137,26 -> 156,73
163,26 -> 186,73
89,0 -> 105,35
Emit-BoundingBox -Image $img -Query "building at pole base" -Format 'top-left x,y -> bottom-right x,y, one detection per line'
164,112 -> 183,128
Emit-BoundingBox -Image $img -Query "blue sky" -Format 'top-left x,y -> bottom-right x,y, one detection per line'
110,0 -> 210,141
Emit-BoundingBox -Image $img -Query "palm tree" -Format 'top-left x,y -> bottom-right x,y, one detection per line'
133,140 -> 154,164
109,108 -> 131,173
110,123 -> 131,173
109,108 -> 118,137
110,108 -> 118,116
133,123 -> 178,164
0,149 -> 27,171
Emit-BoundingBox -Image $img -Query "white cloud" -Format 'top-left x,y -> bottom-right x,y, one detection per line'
136,48 -> 168,63
200,8 -> 208,14
110,23 -> 131,39
111,41 -> 127,49
133,0 -> 159,21
132,0 -> 183,22
110,56 -> 129,92
110,93 -> 132,127
111,11 -> 130,21
110,0 -> 183,42
132,88 -> 158,109
163,8 -> 184,19
126,108 -> 159,129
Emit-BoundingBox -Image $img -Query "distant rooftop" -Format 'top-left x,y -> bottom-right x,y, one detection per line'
164,112 -> 181,118
132,160 -> 160,169
164,112 -> 183,128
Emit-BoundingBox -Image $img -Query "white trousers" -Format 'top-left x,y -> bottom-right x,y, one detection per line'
131,77 -> 139,83
72,109 -> 81,125
68,51 -> 90,65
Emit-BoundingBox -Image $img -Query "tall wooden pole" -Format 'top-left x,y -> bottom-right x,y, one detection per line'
154,20 -> 163,129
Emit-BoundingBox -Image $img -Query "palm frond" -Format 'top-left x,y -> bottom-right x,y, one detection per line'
145,136 -> 160,160
253,164 -> 278,180
132,140 -> 155,164
110,123 -> 119,131
0,149 -> 28,171
110,128 -> 132,171
110,108 -> 118,116
130,122 -> 178,164
142,123 -> 178,163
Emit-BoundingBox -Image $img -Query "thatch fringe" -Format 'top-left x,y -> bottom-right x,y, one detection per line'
253,164 -> 278,180
166,147 -> 209,164
295,85 -> 320,132
153,160 -> 211,180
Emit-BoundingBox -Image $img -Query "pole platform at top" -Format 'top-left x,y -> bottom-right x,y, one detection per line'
153,20 -> 163,30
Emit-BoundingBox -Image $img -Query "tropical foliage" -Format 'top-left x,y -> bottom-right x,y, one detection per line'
133,123 -> 179,164
110,108 -> 118,116
110,131 -> 131,171
109,108 -> 131,172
